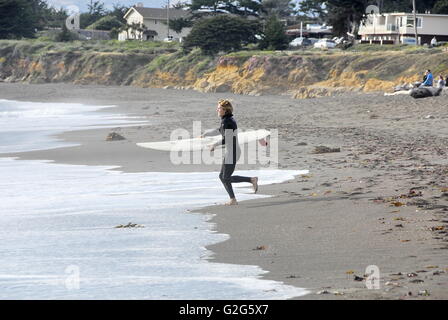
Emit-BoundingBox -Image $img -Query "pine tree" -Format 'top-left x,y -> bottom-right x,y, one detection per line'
259,15 -> 289,50
183,15 -> 260,54
0,0 -> 39,39
433,0 -> 448,13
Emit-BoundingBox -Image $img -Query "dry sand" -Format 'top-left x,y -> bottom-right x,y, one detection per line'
1,82 -> 447,300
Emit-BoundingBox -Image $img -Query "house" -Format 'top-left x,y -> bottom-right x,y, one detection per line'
118,5 -> 191,41
286,23 -> 333,39
359,12 -> 448,45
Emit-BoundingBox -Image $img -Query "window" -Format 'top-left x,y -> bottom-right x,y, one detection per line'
417,17 -> 422,28
406,17 -> 422,28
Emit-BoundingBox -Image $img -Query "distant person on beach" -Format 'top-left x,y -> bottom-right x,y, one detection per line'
431,37 -> 437,46
387,71 -> 442,97
200,99 -> 258,206
437,75 -> 446,88
412,71 -> 428,88
420,69 -> 433,87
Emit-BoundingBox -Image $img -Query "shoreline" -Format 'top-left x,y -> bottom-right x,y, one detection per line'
1,82 -> 447,299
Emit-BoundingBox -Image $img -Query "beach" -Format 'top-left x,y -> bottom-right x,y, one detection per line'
1,82 -> 447,299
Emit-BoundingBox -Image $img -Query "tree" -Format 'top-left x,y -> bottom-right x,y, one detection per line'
382,0 -> 437,12
182,15 -> 260,54
190,0 -> 226,14
167,17 -> 194,34
0,0 -> 40,39
299,0 -> 327,22
84,3 -> 129,33
118,22 -> 131,40
433,0 -> 448,13
29,0 -> 52,30
172,1 -> 188,9
326,0 -> 368,37
128,22 -> 147,40
55,22 -> 78,41
88,0 -> 106,17
258,15 -> 289,50
416,0 -> 438,12
261,0 -> 295,17
87,15 -> 123,30
80,0 -> 107,28
43,6 -> 68,29
223,0 -> 262,16
190,0 -> 262,16
108,4 -> 129,24
236,0 -> 262,16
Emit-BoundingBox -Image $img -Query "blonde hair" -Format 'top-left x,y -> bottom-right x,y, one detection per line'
218,99 -> 233,115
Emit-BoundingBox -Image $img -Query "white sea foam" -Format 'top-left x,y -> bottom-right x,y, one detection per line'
0,99 -> 143,153
0,99 -> 310,299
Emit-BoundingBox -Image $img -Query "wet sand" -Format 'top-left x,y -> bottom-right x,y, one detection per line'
1,82 -> 447,299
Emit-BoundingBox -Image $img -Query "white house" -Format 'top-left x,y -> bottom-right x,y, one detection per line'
286,23 -> 333,38
118,5 -> 191,41
359,12 -> 448,45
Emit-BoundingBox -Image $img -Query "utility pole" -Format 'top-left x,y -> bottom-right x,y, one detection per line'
167,0 -> 170,40
413,0 -> 418,45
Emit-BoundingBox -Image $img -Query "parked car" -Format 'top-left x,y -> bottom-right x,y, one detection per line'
332,37 -> 345,45
314,39 -> 336,49
290,37 -> 311,47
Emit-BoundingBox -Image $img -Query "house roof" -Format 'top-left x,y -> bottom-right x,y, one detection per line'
124,7 -> 190,20
368,12 -> 448,18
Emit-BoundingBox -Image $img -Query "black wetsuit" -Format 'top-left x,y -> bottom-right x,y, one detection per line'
217,114 -> 251,199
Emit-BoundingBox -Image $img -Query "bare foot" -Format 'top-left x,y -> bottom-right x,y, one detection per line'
225,198 -> 238,206
251,177 -> 258,194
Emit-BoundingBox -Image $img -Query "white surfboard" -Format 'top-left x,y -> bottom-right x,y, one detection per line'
136,129 -> 270,152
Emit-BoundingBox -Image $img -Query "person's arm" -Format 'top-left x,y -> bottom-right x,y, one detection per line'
210,129 -> 226,150
202,128 -> 220,138
209,135 -> 224,151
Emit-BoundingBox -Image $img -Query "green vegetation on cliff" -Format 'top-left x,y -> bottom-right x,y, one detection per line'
146,49 -> 215,76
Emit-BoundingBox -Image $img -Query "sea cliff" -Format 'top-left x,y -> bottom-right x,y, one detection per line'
1,40 -> 447,98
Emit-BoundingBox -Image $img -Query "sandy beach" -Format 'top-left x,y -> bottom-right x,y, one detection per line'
1,82 -> 447,300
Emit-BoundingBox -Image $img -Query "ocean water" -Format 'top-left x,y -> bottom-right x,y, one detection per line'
0,99 -> 143,153
0,99 -> 309,299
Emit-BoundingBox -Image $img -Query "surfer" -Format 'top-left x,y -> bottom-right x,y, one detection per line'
201,99 -> 258,206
